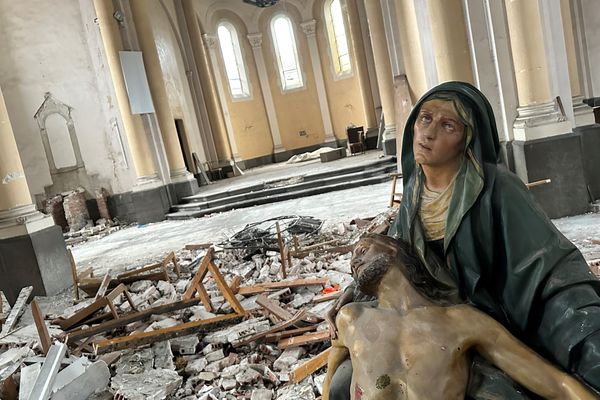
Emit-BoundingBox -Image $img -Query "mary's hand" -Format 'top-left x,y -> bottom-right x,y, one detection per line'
325,287 -> 355,340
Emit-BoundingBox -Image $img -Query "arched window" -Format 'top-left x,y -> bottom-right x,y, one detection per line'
270,14 -> 304,91
325,0 -> 352,77
217,22 -> 250,98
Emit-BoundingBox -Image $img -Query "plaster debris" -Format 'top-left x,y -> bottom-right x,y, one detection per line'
2,171 -> 25,184
0,210 -> 407,399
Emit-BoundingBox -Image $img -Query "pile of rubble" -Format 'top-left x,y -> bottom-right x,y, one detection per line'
0,210 -> 397,400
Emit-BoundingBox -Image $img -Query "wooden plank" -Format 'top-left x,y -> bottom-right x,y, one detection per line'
277,330 -> 331,349
194,279 -> 214,313
207,262 -> 245,315
275,222 -> 287,278
55,284 -> 129,331
237,277 -> 329,296
68,250 -> 80,301
93,313 -> 244,354
94,269 -> 112,300
256,294 -> 294,321
233,310 -> 305,348
31,299 -> 51,355
526,178 -> 551,189
291,347 -> 332,383
117,262 -> 167,280
183,248 -> 214,300
312,291 -> 342,303
185,243 -> 212,250
78,271 -> 166,296
66,298 -> 200,343
0,286 -> 33,336
229,275 -> 242,295
77,267 -> 94,280
265,326 -> 317,343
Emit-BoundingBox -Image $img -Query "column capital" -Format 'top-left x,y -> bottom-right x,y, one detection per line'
300,20 -> 317,37
202,34 -> 217,50
247,33 -> 263,49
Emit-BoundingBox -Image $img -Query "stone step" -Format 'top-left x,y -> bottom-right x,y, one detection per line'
181,156 -> 396,204
173,163 -> 397,212
165,174 -> 393,220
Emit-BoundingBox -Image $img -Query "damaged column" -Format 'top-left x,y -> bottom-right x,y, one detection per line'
0,85 -> 71,304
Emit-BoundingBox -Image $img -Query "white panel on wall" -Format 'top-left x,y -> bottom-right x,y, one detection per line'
119,51 -> 155,114
45,114 -> 77,169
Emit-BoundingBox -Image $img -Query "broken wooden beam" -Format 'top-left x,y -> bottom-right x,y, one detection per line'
54,284 -> 133,331
233,310 -> 306,348
65,298 -> 200,343
312,291 -> 342,303
78,271 -> 167,296
93,313 -> 244,354
237,277 -> 329,296
184,243 -> 212,250
277,330 -> 331,349
94,269 -> 112,301
275,222 -> 288,278
256,294 -> 294,321
31,299 -> 52,355
291,347 -> 332,384
0,286 -> 33,337
265,326 -> 318,343
68,250 -> 80,301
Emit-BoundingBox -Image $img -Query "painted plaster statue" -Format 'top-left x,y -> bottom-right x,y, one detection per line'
326,82 -> 600,399
323,234 -> 596,400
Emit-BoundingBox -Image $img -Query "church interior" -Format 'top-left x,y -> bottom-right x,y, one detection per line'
0,0 -> 600,398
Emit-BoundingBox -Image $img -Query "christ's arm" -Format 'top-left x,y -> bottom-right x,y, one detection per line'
455,306 -> 598,400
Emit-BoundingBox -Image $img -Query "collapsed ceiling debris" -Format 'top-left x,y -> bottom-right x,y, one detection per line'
0,210 -> 396,400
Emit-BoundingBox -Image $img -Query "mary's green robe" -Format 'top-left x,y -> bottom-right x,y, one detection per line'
389,81 -> 600,397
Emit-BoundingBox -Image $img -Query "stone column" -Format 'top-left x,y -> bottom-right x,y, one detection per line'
93,0 -> 160,188
560,0 -> 594,126
505,0 -> 589,218
427,0 -> 474,83
363,0 -> 396,155
0,86 -> 70,304
300,20 -> 336,144
129,0 -> 191,182
182,0 -> 231,162
203,34 -> 241,161
505,0 -> 570,141
247,33 -> 285,155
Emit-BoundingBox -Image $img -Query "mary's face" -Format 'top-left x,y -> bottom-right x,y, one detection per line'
412,99 -> 467,169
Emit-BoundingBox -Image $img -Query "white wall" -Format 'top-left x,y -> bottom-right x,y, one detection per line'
0,0 -> 134,198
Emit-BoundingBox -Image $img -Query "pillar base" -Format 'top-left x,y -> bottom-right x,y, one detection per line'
108,185 -> 171,224
168,179 -> 200,203
512,131 -> 590,218
513,101 -> 570,141
573,96 -> 596,127
0,224 -> 71,304
574,124 -> 600,201
382,125 -> 397,156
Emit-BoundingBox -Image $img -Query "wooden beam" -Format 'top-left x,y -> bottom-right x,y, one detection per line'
185,243 -> 212,250
54,284 -> 132,331
233,310 -> 305,348
229,275 -> 242,295
93,313 -> 244,354
183,248 -> 213,300
277,330 -> 331,349
312,291 -> 342,303
265,326 -> 317,343
237,278 -> 329,296
67,250 -> 80,301
275,222 -> 287,278
94,269 -> 112,300
31,299 -> 51,355
207,261 -> 245,315
291,347 -> 332,383
256,294 -> 293,321
77,271 -> 166,296
66,298 -> 200,343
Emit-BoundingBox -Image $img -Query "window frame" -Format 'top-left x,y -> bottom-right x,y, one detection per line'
324,0 -> 353,79
269,13 -> 305,92
216,21 -> 252,100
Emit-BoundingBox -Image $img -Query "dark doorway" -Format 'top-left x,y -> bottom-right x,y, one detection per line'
174,119 -> 192,173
